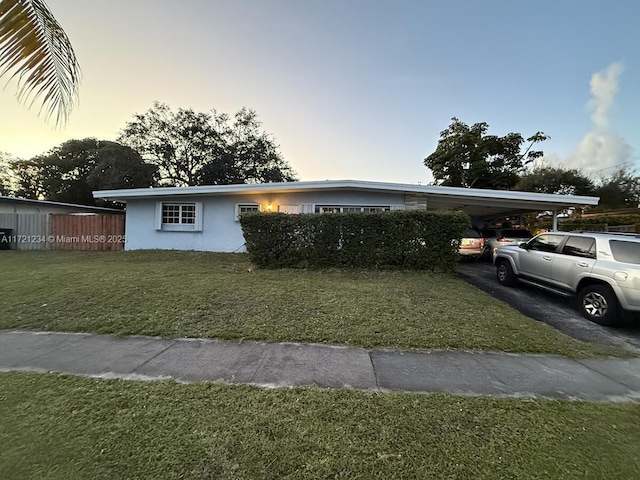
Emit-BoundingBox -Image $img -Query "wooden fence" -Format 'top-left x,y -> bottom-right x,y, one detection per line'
50,214 -> 125,251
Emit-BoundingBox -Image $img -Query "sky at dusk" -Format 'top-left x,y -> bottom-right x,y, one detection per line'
1,0 -> 638,184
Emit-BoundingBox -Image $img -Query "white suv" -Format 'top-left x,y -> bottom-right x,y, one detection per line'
493,231 -> 640,326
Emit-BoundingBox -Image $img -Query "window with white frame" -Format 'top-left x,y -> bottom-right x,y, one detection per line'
342,206 -> 363,213
363,206 -> 390,213
314,205 -> 393,213
156,202 -> 203,231
235,203 -> 260,221
162,203 -> 196,224
278,205 -> 300,214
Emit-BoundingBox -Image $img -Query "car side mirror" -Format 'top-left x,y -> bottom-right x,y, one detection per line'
519,243 -> 529,250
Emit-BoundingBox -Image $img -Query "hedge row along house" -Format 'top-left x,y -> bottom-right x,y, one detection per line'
91,180 -> 600,253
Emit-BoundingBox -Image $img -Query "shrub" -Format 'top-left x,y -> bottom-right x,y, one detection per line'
560,214 -> 640,232
240,210 -> 469,271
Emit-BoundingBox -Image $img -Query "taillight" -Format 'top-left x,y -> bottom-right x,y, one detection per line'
497,237 -> 510,242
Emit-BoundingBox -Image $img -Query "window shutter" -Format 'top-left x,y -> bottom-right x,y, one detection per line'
300,203 -> 314,213
194,202 -> 203,231
155,202 -> 163,230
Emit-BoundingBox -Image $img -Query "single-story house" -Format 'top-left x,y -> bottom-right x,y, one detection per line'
92,180 -> 600,252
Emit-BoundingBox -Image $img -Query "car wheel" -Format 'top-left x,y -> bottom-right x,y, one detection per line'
578,284 -> 622,326
496,260 -> 517,286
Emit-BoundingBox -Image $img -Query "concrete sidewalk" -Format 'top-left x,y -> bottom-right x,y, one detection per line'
1,330 -> 639,402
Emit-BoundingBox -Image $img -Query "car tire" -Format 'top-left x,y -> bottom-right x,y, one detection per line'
496,260 -> 517,286
578,284 -> 622,326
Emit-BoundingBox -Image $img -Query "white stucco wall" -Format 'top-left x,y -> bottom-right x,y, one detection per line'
124,191 -> 405,252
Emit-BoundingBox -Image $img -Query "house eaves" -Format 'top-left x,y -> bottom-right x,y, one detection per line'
92,180 -> 600,213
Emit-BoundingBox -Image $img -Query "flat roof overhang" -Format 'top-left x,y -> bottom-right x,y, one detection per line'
0,195 -> 124,213
412,193 -> 587,217
93,180 -> 599,217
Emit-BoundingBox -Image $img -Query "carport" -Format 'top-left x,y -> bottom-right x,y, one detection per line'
400,185 -> 600,229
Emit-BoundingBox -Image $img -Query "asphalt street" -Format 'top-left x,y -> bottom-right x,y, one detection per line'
456,261 -> 640,354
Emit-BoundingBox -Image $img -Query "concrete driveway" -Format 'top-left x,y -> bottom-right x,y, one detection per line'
456,261 -> 640,354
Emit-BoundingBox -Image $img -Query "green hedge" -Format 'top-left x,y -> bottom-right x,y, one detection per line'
560,215 -> 640,232
240,210 -> 470,271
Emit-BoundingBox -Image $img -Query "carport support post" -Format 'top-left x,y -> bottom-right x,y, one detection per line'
552,210 -> 558,231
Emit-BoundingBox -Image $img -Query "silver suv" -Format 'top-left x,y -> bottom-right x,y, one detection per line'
494,231 -> 640,326
481,228 -> 533,260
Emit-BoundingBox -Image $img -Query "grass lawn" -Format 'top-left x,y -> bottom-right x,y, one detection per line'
1,372 -> 639,479
0,250 -> 625,357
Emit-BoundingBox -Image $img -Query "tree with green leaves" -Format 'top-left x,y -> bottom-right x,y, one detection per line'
118,102 -> 297,187
0,0 -> 80,123
0,151 -> 18,195
198,108 -> 297,185
516,165 -> 595,196
592,168 -> 640,210
424,118 -> 548,190
12,138 -> 157,206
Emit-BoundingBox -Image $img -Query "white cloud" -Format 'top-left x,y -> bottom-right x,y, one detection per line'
543,62 -> 633,175
588,62 -> 624,129
568,130 -> 632,174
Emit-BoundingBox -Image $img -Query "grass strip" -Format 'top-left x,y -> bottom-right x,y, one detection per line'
0,250 -> 625,357
1,372 -> 639,479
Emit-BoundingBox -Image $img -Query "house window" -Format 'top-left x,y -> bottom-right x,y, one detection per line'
314,205 -> 392,213
315,206 -> 342,213
162,203 -> 196,224
278,205 -> 300,214
363,206 -> 390,213
235,203 -> 260,221
156,202 -> 203,231
342,207 -> 363,213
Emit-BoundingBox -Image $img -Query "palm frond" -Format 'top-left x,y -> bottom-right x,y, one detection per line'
0,0 -> 80,124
